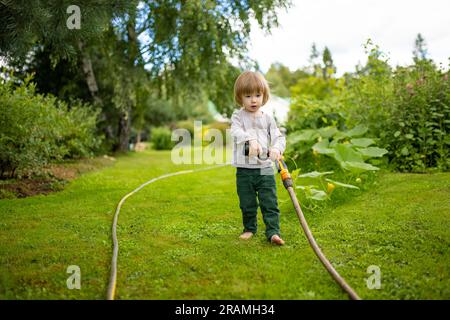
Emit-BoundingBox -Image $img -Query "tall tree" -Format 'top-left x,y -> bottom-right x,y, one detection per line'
265,62 -> 308,97
309,42 -> 321,77
322,46 -> 336,79
1,0 -> 292,152
413,33 -> 428,62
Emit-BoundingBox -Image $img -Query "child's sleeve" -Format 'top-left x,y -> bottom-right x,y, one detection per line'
269,116 -> 286,154
230,110 -> 257,144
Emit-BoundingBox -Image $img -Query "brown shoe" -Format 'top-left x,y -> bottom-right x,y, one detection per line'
239,232 -> 254,240
270,234 -> 285,245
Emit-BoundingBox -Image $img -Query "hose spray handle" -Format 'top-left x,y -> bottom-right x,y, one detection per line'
243,141 -> 270,160
244,141 -> 293,188
275,158 -> 293,189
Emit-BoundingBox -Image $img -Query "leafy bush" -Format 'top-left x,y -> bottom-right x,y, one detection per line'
203,121 -> 230,146
287,96 -> 347,132
150,126 -> 174,150
174,119 -> 195,138
287,125 -> 388,172
0,76 -> 101,178
285,124 -> 387,209
287,40 -> 450,172
52,101 -> 102,159
387,61 -> 450,171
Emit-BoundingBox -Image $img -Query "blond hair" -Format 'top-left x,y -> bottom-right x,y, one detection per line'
234,71 -> 270,107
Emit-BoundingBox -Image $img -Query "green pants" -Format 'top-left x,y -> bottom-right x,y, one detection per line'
236,167 -> 281,240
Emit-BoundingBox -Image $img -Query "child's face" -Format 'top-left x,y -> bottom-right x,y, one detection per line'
242,92 -> 263,113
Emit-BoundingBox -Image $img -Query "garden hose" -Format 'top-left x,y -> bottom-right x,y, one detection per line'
244,141 -> 361,300
108,147 -> 361,300
107,164 -> 228,300
274,158 -> 361,300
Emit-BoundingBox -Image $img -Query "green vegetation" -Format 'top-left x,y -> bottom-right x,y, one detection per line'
1,0 -> 291,152
0,2 -> 448,301
150,127 -> 174,150
0,76 -> 101,179
285,39 -> 450,174
0,150 -> 448,299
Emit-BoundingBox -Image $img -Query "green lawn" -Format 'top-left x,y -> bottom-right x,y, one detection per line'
0,149 -> 449,299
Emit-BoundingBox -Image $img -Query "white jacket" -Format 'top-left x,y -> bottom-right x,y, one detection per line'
230,108 -> 286,168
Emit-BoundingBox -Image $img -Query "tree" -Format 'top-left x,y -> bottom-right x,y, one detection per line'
265,62 -> 309,97
322,46 -> 336,79
413,33 -> 428,63
1,1 -> 292,152
356,39 -> 391,78
309,42 -> 321,77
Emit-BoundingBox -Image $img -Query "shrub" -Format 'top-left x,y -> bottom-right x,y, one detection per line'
203,121 -> 230,146
150,126 -> 173,150
287,40 -> 450,172
285,124 -> 386,211
0,76 -> 102,178
287,96 -> 347,133
387,61 -> 450,171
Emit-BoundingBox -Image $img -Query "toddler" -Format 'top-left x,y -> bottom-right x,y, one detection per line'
230,71 -> 286,245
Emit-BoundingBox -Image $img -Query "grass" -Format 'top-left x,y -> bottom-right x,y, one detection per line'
0,148 -> 449,299
0,156 -> 116,198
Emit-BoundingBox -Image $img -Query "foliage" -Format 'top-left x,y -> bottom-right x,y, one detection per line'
2,1 -> 292,154
265,63 -> 309,98
286,97 -> 347,133
340,40 -> 394,143
0,76 -> 101,178
287,38 -> 450,173
286,124 -> 387,206
290,76 -> 343,101
387,60 -> 450,171
0,1 -> 132,60
203,121 -> 230,146
1,150 -> 448,299
171,120 -> 230,147
150,127 -> 174,150
341,42 -> 449,172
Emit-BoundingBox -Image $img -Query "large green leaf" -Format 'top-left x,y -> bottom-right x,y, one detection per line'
350,138 -> 375,147
325,178 -> 360,190
356,147 -> 388,158
287,129 -> 319,145
332,131 -> 348,141
297,142 -> 313,155
312,139 -> 335,155
309,189 -> 328,201
346,125 -> 368,137
297,171 -> 334,179
332,144 -> 364,163
296,185 -> 328,200
342,161 -> 379,173
317,126 -> 339,138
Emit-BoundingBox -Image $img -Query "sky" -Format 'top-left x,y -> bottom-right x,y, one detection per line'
248,0 -> 450,76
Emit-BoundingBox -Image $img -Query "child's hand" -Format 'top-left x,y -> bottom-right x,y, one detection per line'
269,148 -> 282,161
248,139 -> 262,158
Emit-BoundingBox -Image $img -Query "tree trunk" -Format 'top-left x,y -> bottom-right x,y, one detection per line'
115,12 -> 139,153
10,167 -> 16,179
78,40 -> 102,106
117,108 -> 131,152
78,40 -> 116,145
136,130 -> 141,144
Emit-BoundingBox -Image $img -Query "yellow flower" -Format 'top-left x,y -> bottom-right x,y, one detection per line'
327,183 -> 335,194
